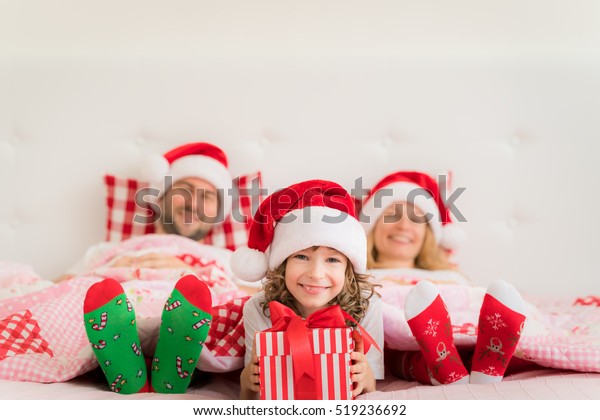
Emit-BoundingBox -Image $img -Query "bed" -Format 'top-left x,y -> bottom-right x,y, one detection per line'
1,1 -> 600,401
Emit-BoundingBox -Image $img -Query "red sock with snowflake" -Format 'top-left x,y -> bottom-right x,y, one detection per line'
404,280 -> 469,385
83,278 -> 149,394
151,274 -> 213,393
470,279 -> 526,384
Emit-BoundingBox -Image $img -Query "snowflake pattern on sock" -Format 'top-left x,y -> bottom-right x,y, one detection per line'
407,295 -> 468,384
471,294 -> 526,379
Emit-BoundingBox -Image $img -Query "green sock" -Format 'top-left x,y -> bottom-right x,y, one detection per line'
83,278 -> 149,394
151,274 -> 213,393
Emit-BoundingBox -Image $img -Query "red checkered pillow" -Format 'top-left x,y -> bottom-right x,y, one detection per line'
104,171 -> 263,251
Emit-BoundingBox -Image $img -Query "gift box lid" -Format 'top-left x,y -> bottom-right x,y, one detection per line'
256,327 -> 354,357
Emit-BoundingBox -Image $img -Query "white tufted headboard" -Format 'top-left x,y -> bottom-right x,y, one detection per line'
2,1 -> 599,297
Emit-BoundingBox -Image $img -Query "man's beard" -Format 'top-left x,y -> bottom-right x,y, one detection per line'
158,208 -> 212,241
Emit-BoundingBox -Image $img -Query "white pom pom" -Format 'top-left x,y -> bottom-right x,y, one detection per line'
231,246 -> 268,282
140,153 -> 169,184
439,223 -> 466,251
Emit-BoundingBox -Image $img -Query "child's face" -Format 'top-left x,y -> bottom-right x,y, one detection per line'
373,201 -> 427,268
284,246 -> 348,318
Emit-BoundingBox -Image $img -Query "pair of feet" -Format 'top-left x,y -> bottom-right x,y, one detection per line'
83,274 -> 213,394
404,279 -> 526,385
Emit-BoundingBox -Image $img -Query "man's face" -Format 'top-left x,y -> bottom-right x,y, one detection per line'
157,177 -> 219,241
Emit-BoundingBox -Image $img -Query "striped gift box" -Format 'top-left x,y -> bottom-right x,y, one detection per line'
256,327 -> 354,400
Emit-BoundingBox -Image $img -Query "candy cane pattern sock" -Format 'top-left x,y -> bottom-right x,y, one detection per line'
470,279 -> 527,384
83,278 -> 149,394
405,280 -> 469,385
151,274 -> 213,393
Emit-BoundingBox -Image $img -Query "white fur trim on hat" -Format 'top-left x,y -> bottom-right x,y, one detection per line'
231,246 -> 269,282
169,154 -> 230,191
269,206 -> 367,275
140,153 -> 170,185
142,153 -> 232,218
360,182 -> 442,242
439,223 -> 466,251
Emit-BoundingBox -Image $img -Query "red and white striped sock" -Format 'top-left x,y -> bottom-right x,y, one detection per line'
405,280 -> 469,385
470,279 -> 526,384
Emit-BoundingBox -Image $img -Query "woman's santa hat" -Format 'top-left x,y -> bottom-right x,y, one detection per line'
231,179 -> 367,282
140,142 -> 232,218
360,171 -> 465,250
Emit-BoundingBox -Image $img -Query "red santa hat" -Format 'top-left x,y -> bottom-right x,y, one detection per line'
140,142 -> 232,218
360,171 -> 465,250
231,179 -> 367,282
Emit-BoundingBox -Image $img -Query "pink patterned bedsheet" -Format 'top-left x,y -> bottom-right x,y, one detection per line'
0,261 -> 53,299
0,235 -> 249,383
378,272 -> 600,373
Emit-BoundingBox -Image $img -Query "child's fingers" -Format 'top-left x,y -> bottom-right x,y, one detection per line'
352,381 -> 364,398
251,363 -> 260,375
241,365 -> 261,393
350,352 -> 365,383
350,351 -> 366,364
351,370 -> 364,383
248,376 -> 260,392
251,368 -> 261,392
350,361 -> 363,375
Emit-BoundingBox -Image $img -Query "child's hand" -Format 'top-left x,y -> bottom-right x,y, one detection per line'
350,329 -> 376,398
240,343 -> 260,399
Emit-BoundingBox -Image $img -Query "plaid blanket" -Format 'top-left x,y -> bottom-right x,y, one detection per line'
0,235 -> 249,382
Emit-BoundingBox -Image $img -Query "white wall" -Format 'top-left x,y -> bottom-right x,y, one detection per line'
1,1 -> 599,296
2,1 -> 599,57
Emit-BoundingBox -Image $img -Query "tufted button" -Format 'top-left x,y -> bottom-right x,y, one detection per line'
510,136 -> 521,147
507,217 -> 518,229
259,137 -> 270,147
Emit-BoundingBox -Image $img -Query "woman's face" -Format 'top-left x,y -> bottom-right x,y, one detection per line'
372,201 -> 428,268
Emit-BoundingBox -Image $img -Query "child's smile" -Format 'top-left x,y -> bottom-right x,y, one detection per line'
298,283 -> 331,295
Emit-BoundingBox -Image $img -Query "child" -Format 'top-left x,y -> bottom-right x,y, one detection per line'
360,171 -> 526,385
83,274 -> 213,393
230,179 -> 385,399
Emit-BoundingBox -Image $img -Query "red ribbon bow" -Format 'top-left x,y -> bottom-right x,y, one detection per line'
266,301 -> 380,399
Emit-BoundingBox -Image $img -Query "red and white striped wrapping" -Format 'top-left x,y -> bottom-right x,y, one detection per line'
256,327 -> 355,400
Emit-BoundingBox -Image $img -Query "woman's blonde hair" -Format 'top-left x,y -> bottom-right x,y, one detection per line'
261,246 -> 379,323
366,223 -> 452,270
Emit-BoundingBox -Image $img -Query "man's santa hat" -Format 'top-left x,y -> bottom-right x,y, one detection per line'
140,142 -> 232,218
360,171 -> 465,250
231,179 -> 367,282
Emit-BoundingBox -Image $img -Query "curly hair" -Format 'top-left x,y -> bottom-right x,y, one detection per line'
261,248 -> 379,323
366,224 -> 452,270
